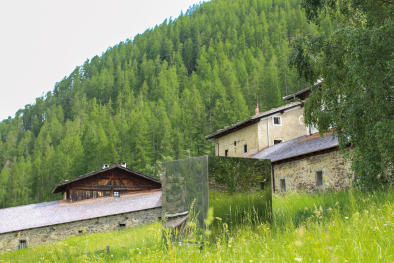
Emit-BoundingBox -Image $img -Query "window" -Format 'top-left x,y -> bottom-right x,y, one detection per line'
316,171 -> 323,187
18,240 -> 27,250
273,116 -> 282,126
114,191 -> 120,197
280,179 -> 286,191
274,140 -> 282,145
244,144 -> 248,153
119,223 -> 126,228
225,150 -> 229,156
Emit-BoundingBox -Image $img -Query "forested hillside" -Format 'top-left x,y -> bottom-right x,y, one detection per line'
0,0 -> 332,207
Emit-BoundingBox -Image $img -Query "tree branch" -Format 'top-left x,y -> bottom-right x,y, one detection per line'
378,0 -> 394,5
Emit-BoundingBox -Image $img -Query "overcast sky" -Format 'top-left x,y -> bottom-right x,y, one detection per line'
0,0 -> 206,121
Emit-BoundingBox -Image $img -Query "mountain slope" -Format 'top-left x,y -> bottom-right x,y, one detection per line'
0,0 -> 332,207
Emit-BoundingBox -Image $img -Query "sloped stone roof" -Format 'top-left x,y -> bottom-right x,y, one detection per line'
282,79 -> 323,101
252,132 -> 338,162
0,190 -> 162,234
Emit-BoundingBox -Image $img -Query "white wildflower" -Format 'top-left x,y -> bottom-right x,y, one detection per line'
345,217 -> 349,219
295,258 -> 302,262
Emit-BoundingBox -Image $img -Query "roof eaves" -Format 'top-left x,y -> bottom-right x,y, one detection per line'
282,80 -> 323,101
205,102 -> 303,140
52,165 -> 161,194
271,145 -> 339,163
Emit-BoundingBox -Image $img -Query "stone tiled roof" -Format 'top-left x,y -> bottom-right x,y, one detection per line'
282,79 -> 323,101
205,101 -> 304,140
252,132 -> 338,162
52,164 -> 161,194
0,190 -> 162,234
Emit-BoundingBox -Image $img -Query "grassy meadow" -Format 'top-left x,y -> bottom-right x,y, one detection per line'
2,188 -> 394,262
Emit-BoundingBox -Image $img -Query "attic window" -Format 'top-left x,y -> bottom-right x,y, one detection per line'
18,240 -> 27,250
280,179 -> 286,191
316,171 -> 323,187
274,140 -> 282,145
225,150 -> 228,156
243,144 -> 248,153
114,191 -> 120,197
273,116 -> 282,126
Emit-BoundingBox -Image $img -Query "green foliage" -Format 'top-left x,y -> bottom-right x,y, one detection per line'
0,0 -> 325,207
288,0 -> 394,189
4,189 -> 394,262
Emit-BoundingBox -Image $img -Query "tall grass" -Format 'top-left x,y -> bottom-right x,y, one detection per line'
3,188 -> 394,262
209,187 -> 272,226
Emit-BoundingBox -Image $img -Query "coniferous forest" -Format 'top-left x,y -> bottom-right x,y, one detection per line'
0,0 -> 333,208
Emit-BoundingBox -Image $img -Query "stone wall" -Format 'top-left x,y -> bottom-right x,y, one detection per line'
273,149 -> 352,192
0,207 -> 161,252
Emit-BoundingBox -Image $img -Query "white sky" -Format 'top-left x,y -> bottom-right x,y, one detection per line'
0,0 -> 206,121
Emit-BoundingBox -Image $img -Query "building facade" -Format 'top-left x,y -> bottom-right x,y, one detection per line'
0,163 -> 162,252
253,133 -> 353,192
205,102 -> 310,158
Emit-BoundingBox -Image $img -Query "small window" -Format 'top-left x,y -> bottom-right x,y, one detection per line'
119,223 -> 126,228
18,240 -> 27,250
316,171 -> 323,187
234,141 -> 237,146
225,150 -> 229,156
114,191 -> 120,197
78,230 -> 84,235
243,144 -> 248,153
280,179 -> 286,191
274,140 -> 282,145
273,116 -> 282,126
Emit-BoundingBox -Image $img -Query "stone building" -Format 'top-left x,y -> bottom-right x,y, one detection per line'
0,163 -> 162,252
205,101 -> 311,158
253,132 -> 352,192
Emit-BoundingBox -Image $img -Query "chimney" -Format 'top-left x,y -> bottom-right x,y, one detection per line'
119,162 -> 127,168
102,164 -> 110,169
255,104 -> 259,115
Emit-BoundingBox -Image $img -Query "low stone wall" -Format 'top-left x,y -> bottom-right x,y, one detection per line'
0,207 -> 161,252
273,149 -> 352,192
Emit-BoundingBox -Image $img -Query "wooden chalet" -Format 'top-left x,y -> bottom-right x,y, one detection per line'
52,163 -> 161,202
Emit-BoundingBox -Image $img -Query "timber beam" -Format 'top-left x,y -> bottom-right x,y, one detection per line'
71,185 -> 159,191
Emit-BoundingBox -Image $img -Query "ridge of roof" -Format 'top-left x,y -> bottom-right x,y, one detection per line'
52,164 -> 161,194
205,101 -> 304,140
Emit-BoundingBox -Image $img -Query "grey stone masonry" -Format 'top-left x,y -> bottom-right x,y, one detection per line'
0,207 -> 161,252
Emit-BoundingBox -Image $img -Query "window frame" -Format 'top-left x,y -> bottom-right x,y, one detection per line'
18,239 -> 27,250
315,170 -> 324,188
280,178 -> 286,192
272,116 -> 282,126
274,140 -> 282,145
